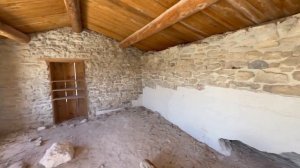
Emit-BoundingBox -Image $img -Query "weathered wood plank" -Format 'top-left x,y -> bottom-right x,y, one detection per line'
0,20 -> 30,43
120,0 -> 219,48
64,0 -> 82,33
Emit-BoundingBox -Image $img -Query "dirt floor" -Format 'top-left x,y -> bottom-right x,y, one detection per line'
0,107 -> 299,168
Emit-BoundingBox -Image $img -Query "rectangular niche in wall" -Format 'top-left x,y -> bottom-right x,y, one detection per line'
48,59 -> 88,124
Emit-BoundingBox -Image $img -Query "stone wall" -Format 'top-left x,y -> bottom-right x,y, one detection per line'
142,13 -> 300,97
0,28 -> 142,135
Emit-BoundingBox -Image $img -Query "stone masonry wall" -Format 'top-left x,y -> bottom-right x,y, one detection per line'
142,14 -> 300,97
0,28 -> 142,135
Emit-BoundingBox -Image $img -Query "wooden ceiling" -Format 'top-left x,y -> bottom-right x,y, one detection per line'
0,0 -> 300,51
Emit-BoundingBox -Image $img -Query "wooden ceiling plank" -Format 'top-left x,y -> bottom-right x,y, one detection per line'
120,0 -> 219,48
64,0 -> 82,33
154,0 -> 228,36
202,9 -> 236,30
151,0 -> 209,37
202,0 -> 254,31
109,0 -> 203,44
86,22 -> 154,51
4,13 -> 69,33
272,0 -> 300,16
84,0 -> 184,45
182,12 -> 229,35
0,0 -> 66,19
0,0 -> 69,33
225,0 -> 265,24
82,5 -> 171,50
0,20 -> 30,43
247,0 -> 282,20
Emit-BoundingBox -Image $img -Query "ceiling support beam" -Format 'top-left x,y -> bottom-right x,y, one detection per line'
0,21 -> 30,43
64,0 -> 82,33
120,0 -> 219,48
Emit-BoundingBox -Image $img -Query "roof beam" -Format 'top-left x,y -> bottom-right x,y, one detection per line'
120,0 -> 219,48
0,21 -> 30,43
64,0 -> 82,33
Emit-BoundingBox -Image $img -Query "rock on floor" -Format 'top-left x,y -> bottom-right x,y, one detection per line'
37,127 -> 46,131
39,142 -> 74,168
140,159 -> 156,168
7,161 -> 26,168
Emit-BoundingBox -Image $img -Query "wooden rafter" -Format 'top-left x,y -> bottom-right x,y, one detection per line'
120,0 -> 219,48
0,21 -> 30,43
64,0 -> 82,33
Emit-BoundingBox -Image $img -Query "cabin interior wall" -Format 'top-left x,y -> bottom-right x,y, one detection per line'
0,28 -> 142,135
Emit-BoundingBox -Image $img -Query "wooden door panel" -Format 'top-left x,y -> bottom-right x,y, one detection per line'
49,61 -> 88,124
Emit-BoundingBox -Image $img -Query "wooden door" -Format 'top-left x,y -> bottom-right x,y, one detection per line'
49,61 -> 87,123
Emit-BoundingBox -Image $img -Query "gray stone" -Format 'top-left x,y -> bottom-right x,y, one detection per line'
281,152 -> 300,167
248,60 -> 269,69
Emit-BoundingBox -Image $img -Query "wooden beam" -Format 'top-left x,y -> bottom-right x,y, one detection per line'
64,0 -> 82,33
0,21 -> 30,43
120,0 -> 219,48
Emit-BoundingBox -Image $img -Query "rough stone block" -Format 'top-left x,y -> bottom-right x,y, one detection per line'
39,142 -> 74,168
264,52 -> 285,60
263,85 -> 300,96
281,57 -> 300,66
254,71 -> 288,84
255,41 -> 280,49
245,51 -> 263,60
293,46 -> 300,56
277,17 -> 298,38
236,71 -> 255,81
230,81 -> 260,90
7,161 -> 26,168
280,67 -> 294,72
248,60 -> 269,69
224,61 -> 247,69
292,71 -> 300,81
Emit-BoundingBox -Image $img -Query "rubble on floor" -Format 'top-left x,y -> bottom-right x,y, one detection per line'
39,142 -> 74,168
7,161 -> 26,168
0,107 -> 299,168
140,159 -> 157,168
37,127 -> 47,132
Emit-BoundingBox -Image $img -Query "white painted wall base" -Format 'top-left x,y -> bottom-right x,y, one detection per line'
141,85 -> 300,155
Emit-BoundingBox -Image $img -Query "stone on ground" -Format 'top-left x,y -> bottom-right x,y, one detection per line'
34,137 -> 43,146
80,119 -> 88,124
39,142 -> 74,168
37,126 -> 47,131
140,159 -> 156,168
7,161 -> 26,168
